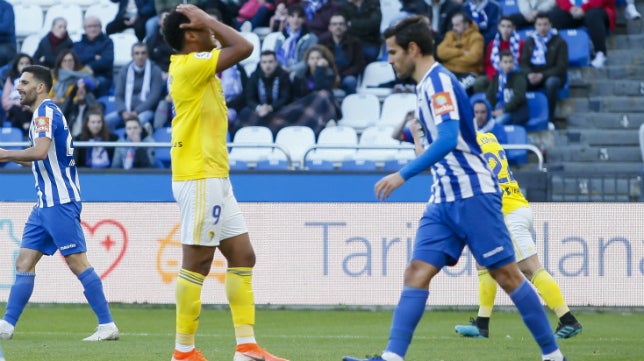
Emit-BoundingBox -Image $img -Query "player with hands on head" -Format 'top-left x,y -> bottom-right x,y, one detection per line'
162,4 -> 290,361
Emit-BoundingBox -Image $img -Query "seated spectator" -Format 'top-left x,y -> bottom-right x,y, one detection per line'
270,2 -> 288,32
342,0 -> 381,63
236,50 -> 293,134
111,116 -> 156,169
50,49 -> 96,108
485,50 -> 529,125
106,42 -> 163,133
74,106 -> 119,169
73,17 -> 115,97
146,9 -> 175,73
0,1 -> 16,67
33,18 -> 74,69
2,54 -> 33,137
270,45 -> 340,136
318,12 -> 366,95
62,76 -> 100,138
473,16 -> 524,93
107,0 -> 156,42
508,0 -> 557,30
234,0 -> 275,31
275,4 -> 318,77
437,12 -> 484,92
220,63 -> 248,130
549,0 -> 615,68
392,110 -> 420,143
302,0 -> 341,37
519,12 -> 567,121
429,0 -> 462,44
461,0 -> 501,46
473,96 -> 508,144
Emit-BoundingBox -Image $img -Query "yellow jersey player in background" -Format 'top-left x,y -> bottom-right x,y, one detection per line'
454,132 -> 583,339
161,4 -> 289,361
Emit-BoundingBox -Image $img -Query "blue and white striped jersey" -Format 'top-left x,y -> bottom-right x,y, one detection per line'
29,99 -> 81,207
416,63 -> 499,203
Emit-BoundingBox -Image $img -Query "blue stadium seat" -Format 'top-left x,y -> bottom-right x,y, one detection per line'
559,28 -> 591,67
305,159 -> 336,171
153,127 -> 172,168
255,159 -> 290,170
516,27 -> 535,39
0,127 -> 25,168
500,0 -> 520,15
503,125 -> 529,165
98,95 -> 117,115
113,127 -> 126,140
524,92 -> 549,132
339,159 -> 378,171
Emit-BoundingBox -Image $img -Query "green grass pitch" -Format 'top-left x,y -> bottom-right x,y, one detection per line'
0,304 -> 642,361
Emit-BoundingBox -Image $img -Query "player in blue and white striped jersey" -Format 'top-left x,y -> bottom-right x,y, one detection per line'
343,16 -> 567,361
0,65 -> 119,342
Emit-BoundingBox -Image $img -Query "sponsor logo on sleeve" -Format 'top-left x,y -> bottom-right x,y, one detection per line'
431,92 -> 455,116
34,116 -> 50,133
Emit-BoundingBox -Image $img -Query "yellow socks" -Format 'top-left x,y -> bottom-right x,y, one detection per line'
175,268 -> 205,349
226,267 -> 256,344
477,269 -> 497,318
531,268 -> 569,317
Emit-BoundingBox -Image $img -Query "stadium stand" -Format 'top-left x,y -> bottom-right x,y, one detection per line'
228,125 -> 275,167
378,93 -> 417,128
260,31 -> 284,52
84,1 -> 120,33
42,4 -> 84,37
357,61 -> 396,100
110,32 -> 139,68
153,127 -> 172,168
305,126 -> 358,166
503,125 -> 529,165
270,125 -> 316,169
14,4 -> 44,40
525,91 -> 550,132
337,93 -> 381,132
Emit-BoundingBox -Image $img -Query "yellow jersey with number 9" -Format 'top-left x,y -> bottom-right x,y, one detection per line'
477,132 -> 529,215
168,49 -> 229,181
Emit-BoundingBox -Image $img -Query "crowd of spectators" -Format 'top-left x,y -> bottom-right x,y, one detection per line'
0,0 -> 640,168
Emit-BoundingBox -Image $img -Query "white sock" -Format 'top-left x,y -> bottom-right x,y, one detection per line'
175,344 -> 195,353
542,349 -> 564,361
382,351 -> 404,361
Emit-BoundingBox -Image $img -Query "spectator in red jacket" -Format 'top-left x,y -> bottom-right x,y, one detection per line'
549,0 -> 616,68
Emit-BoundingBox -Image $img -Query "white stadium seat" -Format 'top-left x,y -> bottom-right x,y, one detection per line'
337,93 -> 381,132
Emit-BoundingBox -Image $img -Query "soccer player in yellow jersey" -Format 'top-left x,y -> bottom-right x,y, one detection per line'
161,5 -> 289,361
453,132 -> 582,339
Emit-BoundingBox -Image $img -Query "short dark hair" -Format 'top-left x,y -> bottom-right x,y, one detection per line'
260,50 -> 277,58
499,16 -> 515,25
22,65 -> 53,92
535,12 -> 551,22
499,49 -> 514,59
451,11 -> 472,25
287,4 -> 305,17
383,15 -> 434,56
162,9 -> 190,52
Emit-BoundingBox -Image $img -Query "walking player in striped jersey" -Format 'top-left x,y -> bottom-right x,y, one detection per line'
0,65 -> 119,342
342,16 -> 567,361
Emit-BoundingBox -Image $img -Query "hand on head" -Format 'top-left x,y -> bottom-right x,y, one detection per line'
176,4 -> 213,31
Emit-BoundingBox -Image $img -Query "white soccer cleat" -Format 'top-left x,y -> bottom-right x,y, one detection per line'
0,319 -> 14,340
83,323 -> 120,341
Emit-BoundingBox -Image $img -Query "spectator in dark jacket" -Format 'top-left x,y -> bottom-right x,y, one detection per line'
519,12 -> 567,121
318,12 -> 366,95
486,50 -> 529,125
342,0 -> 381,63
302,0 -> 341,37
107,0 -> 157,41
0,1 -> 16,67
34,17 -> 74,68
236,50 -> 293,134
73,17 -> 115,97
461,0 -> 501,46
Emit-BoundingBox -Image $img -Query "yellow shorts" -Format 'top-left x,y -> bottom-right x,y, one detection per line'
172,178 -> 247,246
505,206 -> 538,262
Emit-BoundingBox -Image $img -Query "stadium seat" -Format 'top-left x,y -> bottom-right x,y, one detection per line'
261,31 -> 284,52
254,159 -> 290,170
243,61 -> 259,78
503,125 -> 529,165
110,32 -> 139,68
228,125 -> 274,166
516,27 -> 535,39
65,0 -> 97,8
84,1 -> 120,33
380,0 -> 402,33
379,93 -> 417,128
0,127 -> 25,168
339,159 -> 378,171
500,0 -> 520,15
304,159 -> 336,171
240,32 -> 261,70
525,92 -> 549,132
153,127 -> 172,168
14,4 -> 44,39
306,126 -> 358,164
113,127 -> 126,140
559,28 -> 591,68
271,126 -> 316,169
42,4 -> 84,37
337,93 -> 381,131
20,34 -> 41,57
97,95 -> 117,115
358,61 -> 396,99
20,0 -> 55,10
354,125 -> 400,163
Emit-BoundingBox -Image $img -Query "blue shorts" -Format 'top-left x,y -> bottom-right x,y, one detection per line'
22,202 -> 87,256
413,193 -> 515,270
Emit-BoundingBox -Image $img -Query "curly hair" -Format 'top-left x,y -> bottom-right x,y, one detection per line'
162,9 -> 190,52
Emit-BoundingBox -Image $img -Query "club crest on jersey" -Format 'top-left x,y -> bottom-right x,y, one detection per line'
194,52 -> 212,59
34,116 -> 50,133
431,92 -> 455,116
